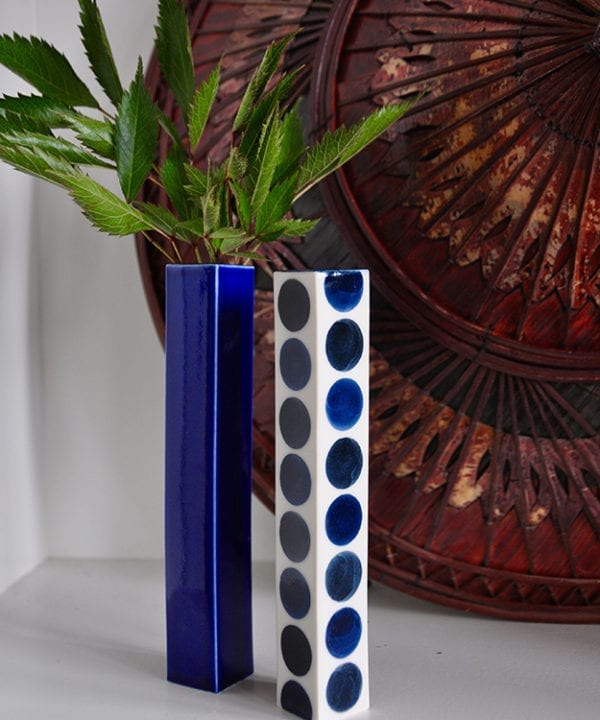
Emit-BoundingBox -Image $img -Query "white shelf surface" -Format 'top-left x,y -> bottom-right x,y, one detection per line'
0,559 -> 599,719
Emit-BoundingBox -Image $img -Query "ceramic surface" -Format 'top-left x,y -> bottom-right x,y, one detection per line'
164,264 -> 254,692
275,270 -> 370,719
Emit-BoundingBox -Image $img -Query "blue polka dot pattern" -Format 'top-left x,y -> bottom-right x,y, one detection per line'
326,320 -> 363,371
325,495 -> 362,546
325,608 -> 362,659
280,338 -> 311,390
325,379 -> 363,430
281,625 -> 312,676
326,552 -> 362,602
279,398 -> 311,449
280,512 -> 311,563
324,272 -> 364,312
326,663 -> 362,712
326,438 -> 362,489
278,279 -> 310,331
279,568 -> 311,619
281,680 -> 313,720
280,454 -> 311,506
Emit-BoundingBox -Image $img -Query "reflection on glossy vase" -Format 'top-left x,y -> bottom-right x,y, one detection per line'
164,264 -> 254,692
274,270 -> 370,719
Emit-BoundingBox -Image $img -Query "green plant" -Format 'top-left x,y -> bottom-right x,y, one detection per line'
0,0 -> 414,264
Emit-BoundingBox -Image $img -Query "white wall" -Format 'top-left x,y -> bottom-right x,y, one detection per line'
1,0 -> 274,582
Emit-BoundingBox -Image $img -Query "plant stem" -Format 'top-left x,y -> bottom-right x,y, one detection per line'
141,231 -> 176,263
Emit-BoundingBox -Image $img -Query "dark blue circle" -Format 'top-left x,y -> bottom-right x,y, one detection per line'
280,454 -> 311,506
326,552 -> 362,602
281,625 -> 312,676
326,663 -> 362,712
281,680 -> 313,720
325,495 -> 362,546
279,398 -> 311,449
326,438 -> 362,489
325,379 -> 363,431
280,567 -> 311,619
324,272 -> 364,312
326,608 -> 362,659
280,511 -> 311,562
280,338 -> 311,391
325,320 -> 363,371
278,279 -> 310,331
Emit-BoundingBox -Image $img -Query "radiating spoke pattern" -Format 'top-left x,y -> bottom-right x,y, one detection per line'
315,0 -> 600,375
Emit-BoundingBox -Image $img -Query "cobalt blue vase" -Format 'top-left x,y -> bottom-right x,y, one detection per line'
164,264 -> 254,692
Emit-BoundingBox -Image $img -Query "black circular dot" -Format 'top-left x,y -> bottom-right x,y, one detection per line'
326,438 -> 363,489
280,567 -> 311,619
326,663 -> 362,712
325,379 -> 363,431
280,454 -> 311,506
326,552 -> 362,602
280,338 -> 311,390
325,495 -> 362,546
280,512 -> 311,562
326,320 -> 363,371
278,279 -> 310,331
281,625 -> 312,676
324,272 -> 364,312
281,680 -> 313,720
326,608 -> 362,659
279,398 -> 311,449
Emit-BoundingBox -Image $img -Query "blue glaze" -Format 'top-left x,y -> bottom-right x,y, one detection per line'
325,319 -> 363,371
326,663 -> 363,712
280,567 -> 311,619
326,495 -> 362,546
325,379 -> 363,430
326,608 -> 362,658
326,551 -> 362,602
278,279 -> 310,331
280,511 -> 311,562
279,397 -> 311,448
280,338 -> 311,390
280,454 -> 311,506
165,264 -> 254,692
326,438 -> 362,489
281,680 -> 313,720
281,625 -> 313,676
324,271 -> 363,311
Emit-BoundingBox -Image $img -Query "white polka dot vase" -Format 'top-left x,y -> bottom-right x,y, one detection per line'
274,270 -> 370,720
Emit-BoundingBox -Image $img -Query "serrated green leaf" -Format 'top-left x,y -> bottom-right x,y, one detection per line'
115,58 -> 159,201
0,94 -> 71,127
259,217 -> 318,243
272,102 -> 305,185
295,101 -> 414,201
155,0 -> 195,121
62,174 -> 151,235
0,33 -> 97,107
254,173 -> 297,233
0,142 -> 79,184
215,229 -> 252,255
233,34 -> 291,132
174,218 -> 205,236
78,0 -> 123,106
250,110 -> 282,210
0,130 -> 113,167
161,144 -> 191,218
158,111 -> 184,151
189,63 -> 220,152
184,164 -> 209,197
228,250 -> 263,261
230,180 -> 251,230
66,114 -> 115,160
227,148 -> 247,181
135,201 -> 179,235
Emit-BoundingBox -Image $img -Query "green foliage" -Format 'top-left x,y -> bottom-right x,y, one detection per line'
0,1 -> 417,264
78,0 -> 123,107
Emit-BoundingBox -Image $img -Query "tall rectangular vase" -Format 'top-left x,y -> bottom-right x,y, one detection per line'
274,270 -> 370,720
164,264 -> 254,692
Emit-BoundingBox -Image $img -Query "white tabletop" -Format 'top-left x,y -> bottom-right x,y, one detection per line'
0,559 -> 598,719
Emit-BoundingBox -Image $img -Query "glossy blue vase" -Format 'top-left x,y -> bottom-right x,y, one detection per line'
164,264 -> 254,692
